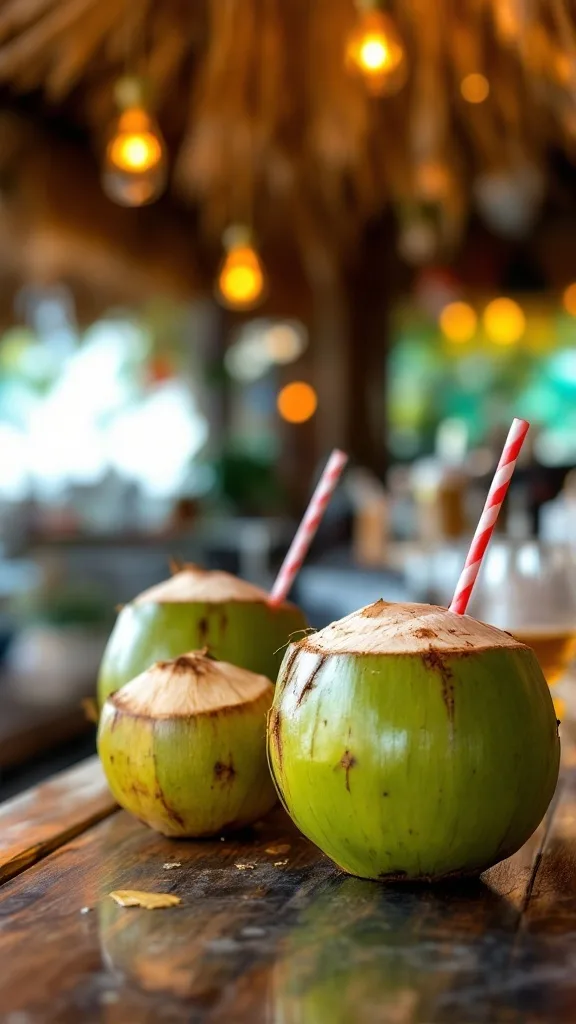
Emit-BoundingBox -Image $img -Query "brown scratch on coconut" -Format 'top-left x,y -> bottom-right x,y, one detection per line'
214,760 -> 236,784
154,787 -> 185,827
268,706 -> 283,769
422,647 -> 455,722
197,617 -> 210,645
275,646 -> 300,697
152,752 -> 185,827
295,654 -> 327,707
338,750 -> 357,792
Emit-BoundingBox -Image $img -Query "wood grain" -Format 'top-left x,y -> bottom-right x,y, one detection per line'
0,755 -> 116,883
0,757 -> 573,1023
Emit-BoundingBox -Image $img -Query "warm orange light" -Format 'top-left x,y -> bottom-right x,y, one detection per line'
277,382 -> 318,424
345,9 -> 407,96
359,36 -> 390,71
109,131 -> 162,174
460,73 -> 490,104
107,109 -> 164,172
415,160 -> 451,202
103,105 -> 166,206
216,239 -> 266,311
483,297 -> 526,345
439,302 -> 478,343
563,282 -> 576,316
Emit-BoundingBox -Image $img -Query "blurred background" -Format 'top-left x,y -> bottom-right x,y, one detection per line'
1,0 -> 576,795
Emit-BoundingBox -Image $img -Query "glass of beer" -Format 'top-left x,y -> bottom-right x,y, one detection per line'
467,540 -> 576,692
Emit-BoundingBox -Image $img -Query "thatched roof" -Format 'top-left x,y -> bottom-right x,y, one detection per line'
0,0 -> 575,275
0,110 -> 208,316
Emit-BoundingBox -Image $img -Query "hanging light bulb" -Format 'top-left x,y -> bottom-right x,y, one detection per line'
216,226 -> 267,311
345,1 -> 407,96
102,76 -> 167,207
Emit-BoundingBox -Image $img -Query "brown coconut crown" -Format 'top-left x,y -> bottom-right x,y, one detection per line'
108,651 -> 274,719
135,564 -> 277,606
99,651 -> 278,838
97,563 -> 307,706
299,599 -> 527,656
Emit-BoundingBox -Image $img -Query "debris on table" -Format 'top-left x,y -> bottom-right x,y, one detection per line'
235,863 -> 255,871
162,862 -> 182,870
108,890 -> 181,910
274,859 -> 289,867
265,843 -> 291,855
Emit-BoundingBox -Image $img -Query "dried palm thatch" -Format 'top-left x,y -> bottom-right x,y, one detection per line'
0,0 -> 575,273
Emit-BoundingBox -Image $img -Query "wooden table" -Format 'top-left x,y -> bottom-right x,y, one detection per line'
1,756 -> 576,1023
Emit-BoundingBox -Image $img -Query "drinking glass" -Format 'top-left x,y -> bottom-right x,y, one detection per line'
467,540 -> 576,708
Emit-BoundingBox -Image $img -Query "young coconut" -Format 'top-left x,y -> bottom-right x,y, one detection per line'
267,600 -> 560,881
98,650 -> 277,836
97,565 -> 306,706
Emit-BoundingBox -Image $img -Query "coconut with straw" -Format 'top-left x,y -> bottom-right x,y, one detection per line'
97,452 -> 349,836
267,420 -> 561,880
97,564 -> 307,706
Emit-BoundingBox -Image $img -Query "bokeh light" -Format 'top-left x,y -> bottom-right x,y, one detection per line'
217,243 -> 266,311
562,282 -> 576,316
483,297 -> 526,345
277,382 -> 318,423
345,10 -> 406,96
109,131 -> 162,173
460,73 -> 490,104
103,106 -> 166,205
107,107 -> 164,173
439,301 -> 478,343
264,322 -> 306,364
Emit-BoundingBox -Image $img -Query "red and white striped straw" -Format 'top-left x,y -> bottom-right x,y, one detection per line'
449,417 -> 530,616
269,449 -> 348,606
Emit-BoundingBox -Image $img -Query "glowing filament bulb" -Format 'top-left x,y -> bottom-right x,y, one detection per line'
216,227 -> 267,311
360,36 -> 389,70
345,8 -> 407,96
102,78 -> 167,207
108,117 -> 163,174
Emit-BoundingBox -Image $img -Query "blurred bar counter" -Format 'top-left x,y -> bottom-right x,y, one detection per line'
0,686 -> 93,795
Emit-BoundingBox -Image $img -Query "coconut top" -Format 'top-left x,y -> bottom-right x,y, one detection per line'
108,651 -> 274,718
300,600 -> 527,656
135,564 -> 272,606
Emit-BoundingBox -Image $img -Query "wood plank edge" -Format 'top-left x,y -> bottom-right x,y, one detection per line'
0,803 -> 119,886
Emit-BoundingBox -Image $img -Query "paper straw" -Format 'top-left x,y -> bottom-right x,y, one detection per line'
449,417 -> 530,615
269,449 -> 348,605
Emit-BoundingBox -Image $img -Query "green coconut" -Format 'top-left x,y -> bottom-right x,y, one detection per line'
97,564 -> 306,706
267,600 -> 560,881
98,650 -> 277,836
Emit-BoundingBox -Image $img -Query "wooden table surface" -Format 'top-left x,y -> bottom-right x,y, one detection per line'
1,754 -> 576,1023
